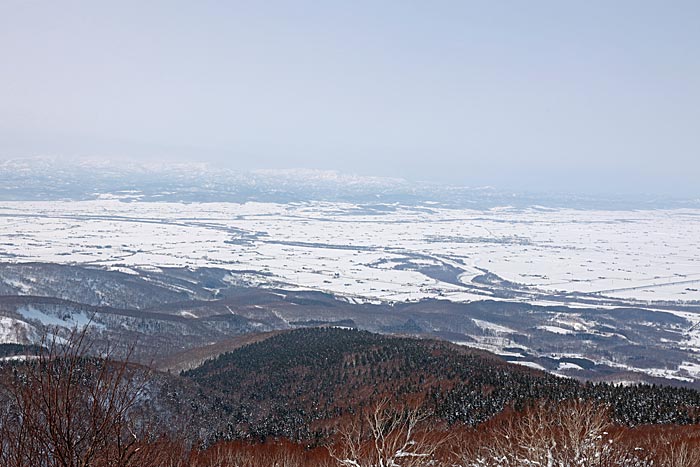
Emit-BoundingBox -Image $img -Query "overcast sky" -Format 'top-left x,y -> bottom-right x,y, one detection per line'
1,1 -> 698,196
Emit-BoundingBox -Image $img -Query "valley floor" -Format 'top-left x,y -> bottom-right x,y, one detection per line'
1,200 -> 699,304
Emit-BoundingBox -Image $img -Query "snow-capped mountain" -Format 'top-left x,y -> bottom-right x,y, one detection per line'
1,156 -> 695,209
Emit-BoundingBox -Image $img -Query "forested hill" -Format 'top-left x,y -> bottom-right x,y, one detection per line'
182,327 -> 700,441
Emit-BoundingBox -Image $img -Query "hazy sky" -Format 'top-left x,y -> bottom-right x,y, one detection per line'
1,1 -> 698,195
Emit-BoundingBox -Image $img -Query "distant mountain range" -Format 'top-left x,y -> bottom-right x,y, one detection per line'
1,156 -> 696,209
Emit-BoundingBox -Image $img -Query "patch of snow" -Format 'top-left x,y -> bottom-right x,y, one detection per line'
0,317 -> 37,344
16,306 -> 103,330
537,325 -> 575,335
2,277 -> 34,294
679,361 -> 700,378
472,319 -> 516,334
108,266 -> 139,275
558,362 -> 584,371
0,355 -> 39,362
597,357 -> 695,382
513,361 -> 547,371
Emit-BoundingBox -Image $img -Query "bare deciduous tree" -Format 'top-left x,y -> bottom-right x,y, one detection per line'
329,398 -> 447,467
0,328 -> 153,467
659,438 -> 700,467
456,400 -> 652,467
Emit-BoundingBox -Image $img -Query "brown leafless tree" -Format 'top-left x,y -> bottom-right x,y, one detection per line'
454,400 -> 653,467
328,398 -> 448,467
658,438 -> 700,467
0,327 -> 155,467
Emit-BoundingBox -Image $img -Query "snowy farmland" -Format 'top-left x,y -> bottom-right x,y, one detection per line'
1,200 -> 699,305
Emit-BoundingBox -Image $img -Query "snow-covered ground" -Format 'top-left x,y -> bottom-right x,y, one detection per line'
0,316 -> 37,344
1,200 -> 699,304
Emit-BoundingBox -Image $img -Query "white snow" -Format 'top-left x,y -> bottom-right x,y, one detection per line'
16,306 -> 102,330
0,317 -> 36,344
661,310 -> 700,350
679,361 -> 700,378
0,200 -> 699,305
1,277 -> 33,294
537,325 -> 575,335
514,361 -> 547,371
597,357 -> 695,382
0,355 -> 39,362
558,362 -> 584,371
472,319 -> 516,334
460,336 -> 528,356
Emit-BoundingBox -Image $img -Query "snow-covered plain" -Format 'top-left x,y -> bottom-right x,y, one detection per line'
1,200 -> 699,304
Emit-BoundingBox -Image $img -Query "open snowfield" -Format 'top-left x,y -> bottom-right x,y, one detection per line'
1,200 -> 699,304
